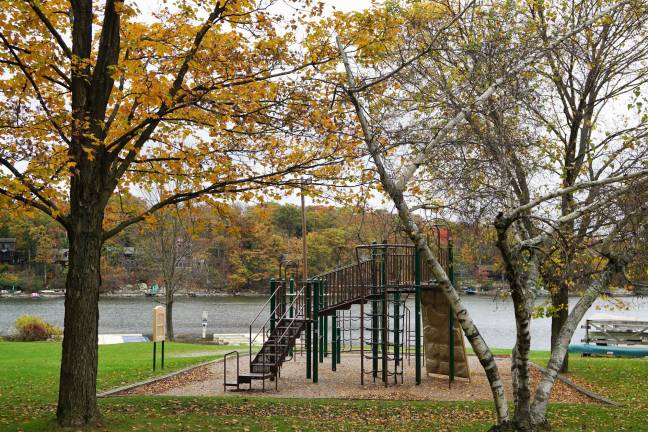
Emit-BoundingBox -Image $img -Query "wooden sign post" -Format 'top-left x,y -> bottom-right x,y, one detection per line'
152,306 -> 166,371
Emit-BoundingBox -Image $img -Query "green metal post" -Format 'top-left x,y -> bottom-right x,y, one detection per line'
414,247 -> 422,385
448,239 -> 455,384
381,243 -> 388,385
394,290 -> 400,370
281,279 -> 287,318
320,280 -> 325,363
313,278 -> 320,383
289,278 -> 295,319
288,277 -> 295,357
332,311 -> 337,371
306,280 -> 312,379
336,327 -> 341,364
371,243 -> 378,379
270,278 -> 276,333
323,280 -> 328,358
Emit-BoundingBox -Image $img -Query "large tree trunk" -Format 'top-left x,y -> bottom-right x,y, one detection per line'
56,212 -> 104,426
553,193 -> 574,373
550,283 -> 569,372
495,222 -> 538,430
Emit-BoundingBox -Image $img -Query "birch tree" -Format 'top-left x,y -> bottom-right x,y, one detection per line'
327,0 -> 643,429
493,175 -> 648,428
526,0 -> 648,372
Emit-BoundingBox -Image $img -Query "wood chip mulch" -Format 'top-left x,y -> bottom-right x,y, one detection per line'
115,363 -> 214,396
110,356 -> 603,405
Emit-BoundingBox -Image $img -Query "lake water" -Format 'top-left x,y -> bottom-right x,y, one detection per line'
1,295 -> 647,350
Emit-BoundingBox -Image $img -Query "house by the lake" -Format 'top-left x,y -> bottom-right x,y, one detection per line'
0,238 -> 17,264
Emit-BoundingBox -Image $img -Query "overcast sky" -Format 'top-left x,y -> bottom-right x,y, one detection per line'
138,0 -> 374,17
323,0 -> 373,12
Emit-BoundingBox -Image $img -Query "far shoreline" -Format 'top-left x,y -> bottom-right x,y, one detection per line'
0,290 -> 267,299
0,290 -> 641,300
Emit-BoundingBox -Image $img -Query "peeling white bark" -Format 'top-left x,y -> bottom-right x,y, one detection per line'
530,265 -> 615,423
337,38 -> 510,425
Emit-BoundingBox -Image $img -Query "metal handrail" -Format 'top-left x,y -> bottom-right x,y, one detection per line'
315,259 -> 374,312
223,350 -> 240,391
249,282 -> 303,347
273,285 -> 308,348
249,284 -> 308,371
249,282 -> 284,329
250,286 -> 306,342
313,258 -> 372,279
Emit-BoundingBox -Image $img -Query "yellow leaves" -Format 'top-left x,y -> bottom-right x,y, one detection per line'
0,0 -> 366,230
596,13 -> 614,28
402,0 -> 447,23
143,213 -> 158,227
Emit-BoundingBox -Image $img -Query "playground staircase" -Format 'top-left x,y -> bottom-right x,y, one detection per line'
224,282 -> 310,391
234,318 -> 307,388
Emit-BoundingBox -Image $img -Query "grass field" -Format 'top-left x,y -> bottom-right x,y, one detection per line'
1,341 -> 647,431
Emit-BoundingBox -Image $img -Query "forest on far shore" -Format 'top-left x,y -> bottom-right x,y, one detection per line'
0,196 -> 503,294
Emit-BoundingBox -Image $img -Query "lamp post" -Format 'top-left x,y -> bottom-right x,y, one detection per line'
300,177 -> 312,281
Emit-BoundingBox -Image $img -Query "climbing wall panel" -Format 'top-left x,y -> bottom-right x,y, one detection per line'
421,289 -> 470,379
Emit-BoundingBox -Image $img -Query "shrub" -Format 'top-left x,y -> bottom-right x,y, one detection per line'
14,315 -> 62,341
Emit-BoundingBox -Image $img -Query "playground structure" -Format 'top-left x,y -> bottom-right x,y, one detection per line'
224,241 -> 469,391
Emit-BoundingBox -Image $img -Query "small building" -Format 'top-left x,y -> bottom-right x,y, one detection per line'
54,248 -> 69,265
0,238 -> 17,264
476,264 -> 504,281
122,247 -> 136,271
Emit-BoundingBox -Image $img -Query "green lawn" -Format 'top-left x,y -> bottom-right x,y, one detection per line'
1,341 -> 647,431
0,341 -> 242,431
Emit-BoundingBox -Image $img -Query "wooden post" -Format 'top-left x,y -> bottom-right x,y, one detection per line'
301,180 -> 309,281
152,305 -> 166,372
